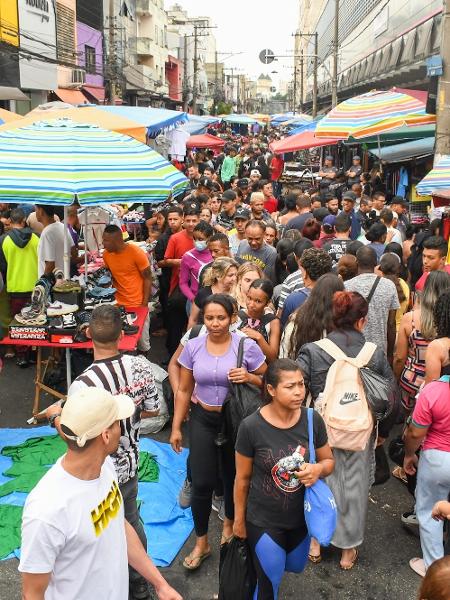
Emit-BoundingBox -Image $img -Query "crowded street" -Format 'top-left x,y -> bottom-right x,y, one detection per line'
0,1 -> 449,600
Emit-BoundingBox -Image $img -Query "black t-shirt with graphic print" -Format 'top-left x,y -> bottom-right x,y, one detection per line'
235,408 -> 328,530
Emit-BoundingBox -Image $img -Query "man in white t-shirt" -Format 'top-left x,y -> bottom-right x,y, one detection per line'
35,204 -> 76,277
19,387 -> 182,600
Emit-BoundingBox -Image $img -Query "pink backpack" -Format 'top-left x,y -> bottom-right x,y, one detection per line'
313,338 -> 376,452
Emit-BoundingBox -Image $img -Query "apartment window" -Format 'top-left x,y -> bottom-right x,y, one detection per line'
85,45 -> 96,74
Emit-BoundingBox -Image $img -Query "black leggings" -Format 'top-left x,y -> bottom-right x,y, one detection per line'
189,403 -> 235,536
247,521 -> 310,600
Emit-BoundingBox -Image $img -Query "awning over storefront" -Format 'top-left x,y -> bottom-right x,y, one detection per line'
82,86 -> 106,104
0,87 -> 28,101
55,89 -> 89,105
369,137 -> 434,163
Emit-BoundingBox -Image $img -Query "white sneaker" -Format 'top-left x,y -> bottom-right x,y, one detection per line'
47,301 -> 78,317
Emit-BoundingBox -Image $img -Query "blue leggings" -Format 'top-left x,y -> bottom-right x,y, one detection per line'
247,521 -> 310,600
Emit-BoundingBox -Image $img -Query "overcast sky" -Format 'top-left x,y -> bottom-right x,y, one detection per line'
164,0 -> 299,90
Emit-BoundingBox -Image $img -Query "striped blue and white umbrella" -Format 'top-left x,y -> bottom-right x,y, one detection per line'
416,155 -> 450,196
0,118 -> 188,205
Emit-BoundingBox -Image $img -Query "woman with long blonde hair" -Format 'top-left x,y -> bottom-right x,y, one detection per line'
187,257 -> 238,328
235,262 -> 264,310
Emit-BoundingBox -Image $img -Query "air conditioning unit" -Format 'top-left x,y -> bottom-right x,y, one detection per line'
71,69 -> 86,86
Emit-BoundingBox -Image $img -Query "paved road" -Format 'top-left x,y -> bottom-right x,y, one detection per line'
0,341 -> 423,600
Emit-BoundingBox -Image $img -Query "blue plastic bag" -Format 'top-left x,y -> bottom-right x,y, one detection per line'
304,408 -> 337,546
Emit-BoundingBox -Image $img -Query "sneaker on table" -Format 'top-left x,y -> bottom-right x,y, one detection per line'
15,310 -> 47,326
47,301 -> 79,317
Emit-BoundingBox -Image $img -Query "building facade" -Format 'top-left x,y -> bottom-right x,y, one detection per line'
0,0 -> 22,109
18,0 -> 58,109
167,4 -> 216,113
124,0 -> 170,105
297,0 -> 442,111
76,0 -> 105,103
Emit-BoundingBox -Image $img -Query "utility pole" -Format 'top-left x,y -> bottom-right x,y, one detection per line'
192,25 -> 199,115
108,0 -> 115,103
435,0 -> 450,160
313,32 -> 318,117
182,34 -> 188,112
300,50 -> 304,113
293,67 -> 297,115
213,50 -> 218,115
332,0 -> 339,107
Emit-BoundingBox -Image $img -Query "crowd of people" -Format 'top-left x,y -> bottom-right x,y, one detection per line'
1,132 -> 450,600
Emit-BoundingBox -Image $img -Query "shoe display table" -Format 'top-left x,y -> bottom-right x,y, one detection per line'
0,306 -> 148,416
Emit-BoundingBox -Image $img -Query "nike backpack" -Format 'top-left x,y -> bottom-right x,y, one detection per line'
313,338 -> 376,452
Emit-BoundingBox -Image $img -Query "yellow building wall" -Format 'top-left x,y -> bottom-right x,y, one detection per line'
0,0 -> 19,47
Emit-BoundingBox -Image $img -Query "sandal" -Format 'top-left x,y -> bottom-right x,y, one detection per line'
340,549 -> 358,570
220,534 -> 233,546
308,553 -> 322,563
392,466 -> 408,484
183,550 -> 211,570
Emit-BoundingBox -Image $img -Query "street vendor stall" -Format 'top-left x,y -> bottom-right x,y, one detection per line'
0,307 -> 148,414
0,117 -> 188,413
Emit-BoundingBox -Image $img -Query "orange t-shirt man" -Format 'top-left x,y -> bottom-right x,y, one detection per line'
164,229 -> 194,294
103,243 -> 150,306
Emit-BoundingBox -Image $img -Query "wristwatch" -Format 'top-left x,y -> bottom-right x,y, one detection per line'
48,413 -> 61,428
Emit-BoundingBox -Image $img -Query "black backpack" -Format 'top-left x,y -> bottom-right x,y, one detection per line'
237,310 -> 277,343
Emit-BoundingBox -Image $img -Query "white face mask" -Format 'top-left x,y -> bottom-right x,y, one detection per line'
194,240 -> 207,252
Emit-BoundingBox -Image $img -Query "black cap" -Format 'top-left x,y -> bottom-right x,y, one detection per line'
238,178 -> 249,188
234,206 -> 251,220
342,191 -> 357,203
313,207 -> 330,222
390,195 -> 407,206
222,189 -> 237,202
325,155 -> 334,161
197,176 -> 214,190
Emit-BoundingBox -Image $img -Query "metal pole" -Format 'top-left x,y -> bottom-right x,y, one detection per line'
182,34 -> 188,112
237,75 -> 240,112
293,67 -> 297,115
300,50 -> 304,113
332,0 -> 339,107
192,25 -> 198,115
435,0 -> 450,161
313,32 -> 318,118
108,0 -> 115,102
213,50 -> 218,114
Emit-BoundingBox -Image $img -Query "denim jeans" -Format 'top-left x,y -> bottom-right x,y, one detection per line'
416,449 -> 450,568
120,475 -> 147,585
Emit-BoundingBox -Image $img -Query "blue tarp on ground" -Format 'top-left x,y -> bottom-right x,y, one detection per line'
0,427 -> 193,567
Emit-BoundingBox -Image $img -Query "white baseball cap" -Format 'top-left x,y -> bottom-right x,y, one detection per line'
61,387 -> 135,447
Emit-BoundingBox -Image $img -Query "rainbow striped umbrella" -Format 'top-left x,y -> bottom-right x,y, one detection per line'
315,90 -> 436,139
0,118 -> 188,205
416,156 -> 450,196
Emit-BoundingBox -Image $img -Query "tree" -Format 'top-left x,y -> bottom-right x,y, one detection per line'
216,101 -> 233,115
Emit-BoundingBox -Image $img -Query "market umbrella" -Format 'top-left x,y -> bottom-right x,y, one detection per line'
92,105 -> 188,137
315,90 -> 436,140
223,114 -> 263,126
183,115 -> 221,135
0,108 -> 23,124
416,155 -> 450,196
269,130 -> 337,154
186,133 -> 225,149
0,117 -> 188,205
1,107 -> 148,143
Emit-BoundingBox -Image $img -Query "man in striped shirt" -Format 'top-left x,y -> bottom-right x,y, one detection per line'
49,305 -> 160,600
276,239 -> 312,316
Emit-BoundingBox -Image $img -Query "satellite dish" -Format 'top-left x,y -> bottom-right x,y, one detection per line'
259,49 -> 275,65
